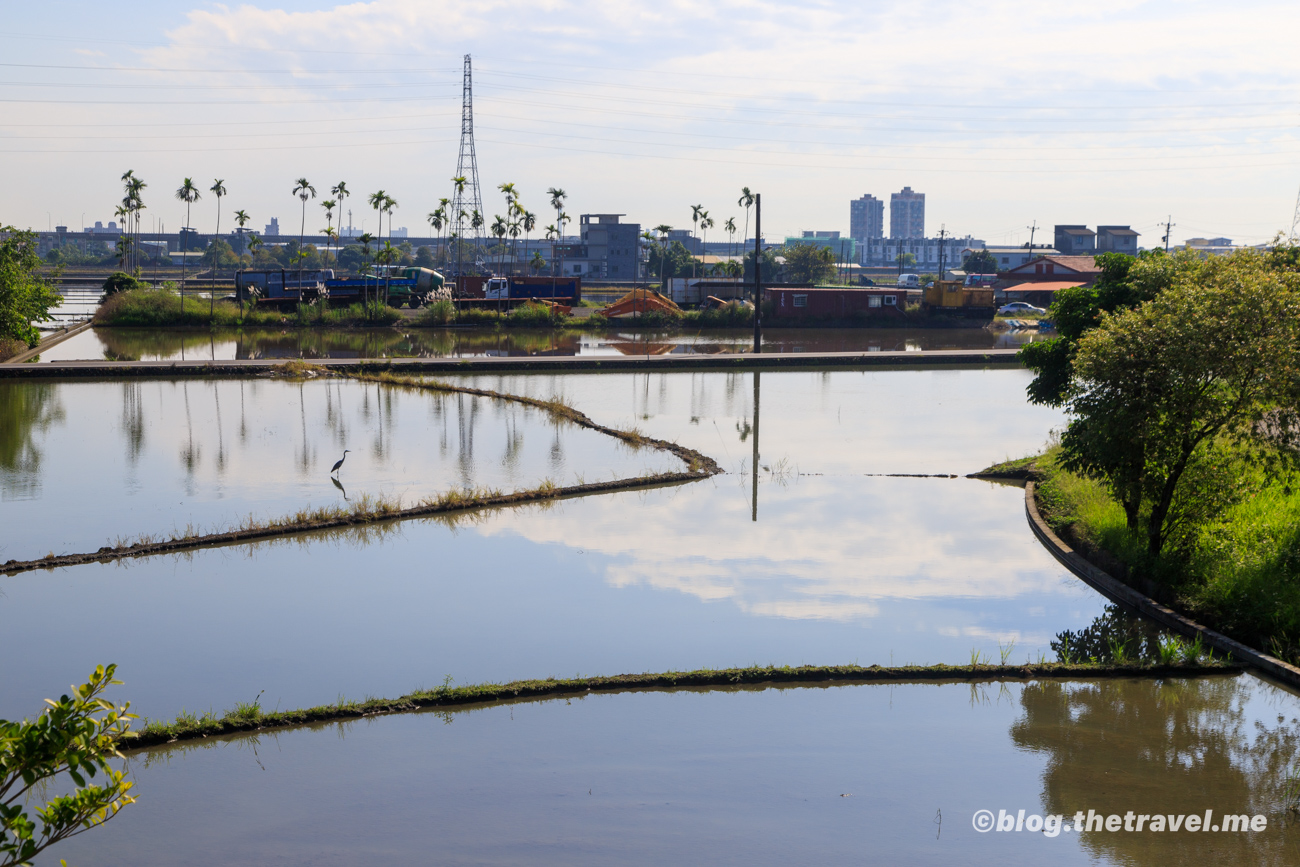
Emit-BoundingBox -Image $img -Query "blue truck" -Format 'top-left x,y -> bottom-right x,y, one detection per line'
236,267 -> 446,308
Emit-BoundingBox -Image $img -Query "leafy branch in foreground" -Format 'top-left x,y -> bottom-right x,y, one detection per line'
1,665 -> 136,867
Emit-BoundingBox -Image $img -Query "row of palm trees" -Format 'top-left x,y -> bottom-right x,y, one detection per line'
641,188 -> 756,288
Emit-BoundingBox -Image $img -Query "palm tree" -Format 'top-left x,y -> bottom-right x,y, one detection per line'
321,227 -> 338,269
522,210 -> 537,279
547,188 -> 566,275
690,204 -> 705,279
490,215 -> 508,274
427,208 -> 445,267
470,209 -> 484,269
175,177 -> 201,296
382,195 -> 398,303
640,231 -> 656,285
242,234 -> 263,317
545,224 -> 558,293
699,212 -> 713,280
209,179 -> 226,315
654,224 -> 672,288
321,199 -> 336,267
508,217 -> 522,280
113,204 -> 130,268
556,211 -> 570,282
450,176 -> 467,295
233,209 -> 250,256
292,177 -> 316,294
436,197 -> 450,261
738,187 -> 755,258
357,232 -> 376,312
330,181 -> 350,242
725,217 -> 737,262
120,171 -> 136,269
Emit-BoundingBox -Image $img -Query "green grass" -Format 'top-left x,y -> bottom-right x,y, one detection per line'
118,659 -> 1237,750
1033,447 -> 1300,663
93,287 -> 402,328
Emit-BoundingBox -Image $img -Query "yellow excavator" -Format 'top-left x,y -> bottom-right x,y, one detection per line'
601,288 -> 682,317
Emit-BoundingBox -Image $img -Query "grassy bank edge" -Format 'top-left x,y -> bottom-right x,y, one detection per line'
121,660 -> 1240,752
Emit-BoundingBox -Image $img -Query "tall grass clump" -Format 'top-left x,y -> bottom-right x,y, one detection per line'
455,307 -> 502,325
416,298 -> 456,325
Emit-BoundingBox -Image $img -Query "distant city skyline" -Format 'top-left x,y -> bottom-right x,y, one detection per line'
4,1 -> 1299,246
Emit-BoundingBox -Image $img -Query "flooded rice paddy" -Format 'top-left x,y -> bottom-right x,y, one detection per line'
36,323 -> 1044,362
41,675 -> 1300,866
6,365 -> 1300,864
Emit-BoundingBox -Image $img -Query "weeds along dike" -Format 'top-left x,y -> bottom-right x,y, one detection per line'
120,660 -> 1240,751
0,363 -> 722,576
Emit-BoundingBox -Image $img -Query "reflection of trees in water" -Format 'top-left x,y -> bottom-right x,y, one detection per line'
121,382 -> 145,466
180,382 -> 201,493
1012,676 -> 1300,864
0,382 -> 66,500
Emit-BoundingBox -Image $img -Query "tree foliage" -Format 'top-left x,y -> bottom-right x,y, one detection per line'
648,241 -> 697,280
0,228 -> 61,348
1019,249 -> 1200,406
781,242 -> 837,284
742,247 -> 780,283
1060,250 -> 1300,556
1,665 -> 136,867
961,249 -> 999,274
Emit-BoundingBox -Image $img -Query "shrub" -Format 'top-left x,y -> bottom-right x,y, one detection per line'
505,302 -> 562,327
101,271 -> 145,300
455,307 -> 502,325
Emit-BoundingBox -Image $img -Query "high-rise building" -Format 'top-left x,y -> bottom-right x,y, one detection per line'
849,194 -> 884,244
890,187 -> 925,239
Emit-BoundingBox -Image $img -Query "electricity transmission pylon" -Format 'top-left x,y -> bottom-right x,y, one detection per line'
450,54 -> 485,273
1290,184 -> 1300,242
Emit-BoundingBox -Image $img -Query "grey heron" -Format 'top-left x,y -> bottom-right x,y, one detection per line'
330,449 -> 350,475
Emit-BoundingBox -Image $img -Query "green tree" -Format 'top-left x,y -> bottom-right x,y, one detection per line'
1060,250 -> 1300,555
0,228 -> 61,347
648,240 -> 696,281
962,248 -> 999,274
782,242 -> 836,284
1,664 -> 136,867
742,247 -> 779,283
1020,250 -> 1200,407
894,251 -> 916,271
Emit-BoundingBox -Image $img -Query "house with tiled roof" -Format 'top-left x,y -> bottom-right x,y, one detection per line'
997,255 -> 1103,307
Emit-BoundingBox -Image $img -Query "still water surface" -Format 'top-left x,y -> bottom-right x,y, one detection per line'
39,674 -> 1300,866
36,324 -> 1043,362
0,368 -> 1103,722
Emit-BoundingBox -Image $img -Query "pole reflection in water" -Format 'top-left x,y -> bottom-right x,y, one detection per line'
752,370 -> 760,522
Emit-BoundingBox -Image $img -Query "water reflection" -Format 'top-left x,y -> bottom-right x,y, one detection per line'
1012,676 -> 1300,864
41,676 -> 1300,866
0,382 -> 65,501
0,377 -> 669,557
38,324 -> 1047,363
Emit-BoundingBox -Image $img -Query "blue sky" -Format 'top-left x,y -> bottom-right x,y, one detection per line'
4,0 -> 1299,246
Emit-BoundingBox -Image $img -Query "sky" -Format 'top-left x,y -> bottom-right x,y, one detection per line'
3,0 -> 1300,246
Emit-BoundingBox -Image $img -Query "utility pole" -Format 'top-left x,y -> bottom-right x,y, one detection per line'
937,224 -> 948,279
1025,220 -> 1038,260
1160,215 -> 1176,253
752,193 -> 762,354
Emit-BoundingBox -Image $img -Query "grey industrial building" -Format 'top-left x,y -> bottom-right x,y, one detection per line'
578,214 -> 643,280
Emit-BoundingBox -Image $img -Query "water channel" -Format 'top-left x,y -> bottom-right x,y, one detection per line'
4,365 -> 1299,864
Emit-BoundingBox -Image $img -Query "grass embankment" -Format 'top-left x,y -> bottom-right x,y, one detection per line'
94,290 -> 965,332
95,288 -> 402,328
0,365 -> 720,575
121,658 -> 1238,751
1010,448 -> 1300,664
